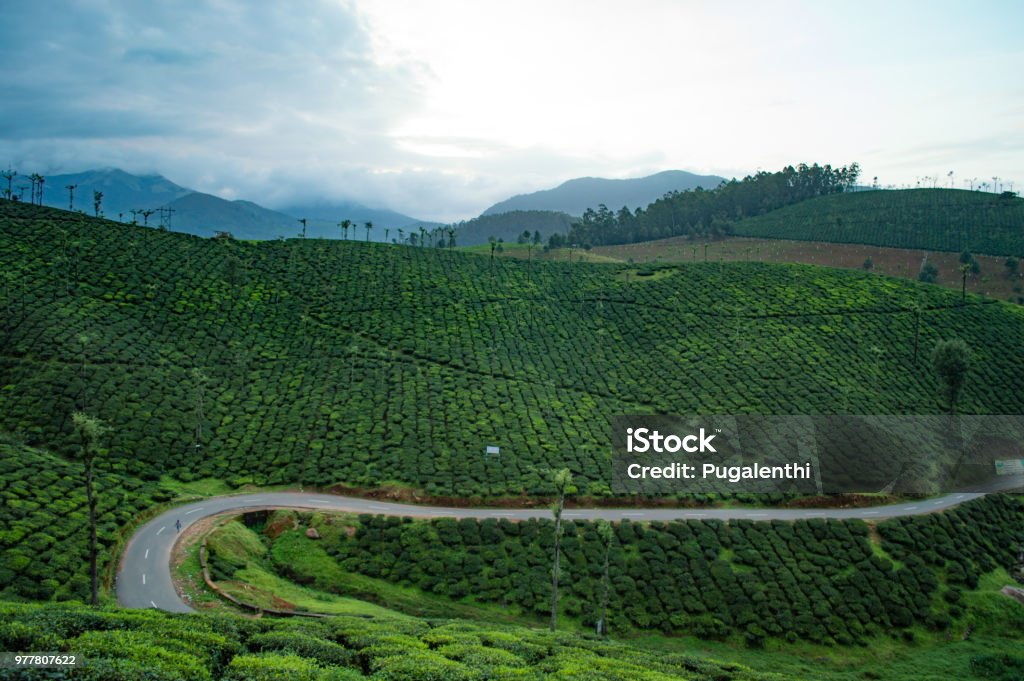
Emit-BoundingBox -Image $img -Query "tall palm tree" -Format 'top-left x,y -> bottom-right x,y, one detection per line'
66,184 -> 78,210
298,218 -> 307,238
364,220 -> 373,242
1,168 -> 16,200
339,219 -> 352,240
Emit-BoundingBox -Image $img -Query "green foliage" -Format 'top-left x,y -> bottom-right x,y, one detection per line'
310,497 -> 1023,645
454,210 -> 575,247
0,600 -> 792,680
733,189 -> 1024,257
932,339 -> 971,414
3,202 -> 1024,502
0,439 -> 157,601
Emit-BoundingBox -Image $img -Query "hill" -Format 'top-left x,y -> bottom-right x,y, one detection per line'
162,192 -> 300,239
732,188 -> 1024,257
40,168 -> 192,218
3,200 -> 1024,500
454,210 -> 575,246
481,170 -> 725,217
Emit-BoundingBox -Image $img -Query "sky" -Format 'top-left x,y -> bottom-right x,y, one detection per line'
0,0 -> 1020,221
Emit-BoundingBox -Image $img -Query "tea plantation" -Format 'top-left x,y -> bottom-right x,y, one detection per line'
2,201 -> 1024,499
732,189 -> 1024,256
260,496 -> 1022,645
0,601 -> 784,680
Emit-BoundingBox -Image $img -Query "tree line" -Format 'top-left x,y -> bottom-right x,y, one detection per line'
557,162 -> 861,248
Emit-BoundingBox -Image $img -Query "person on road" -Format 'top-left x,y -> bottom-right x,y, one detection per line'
175,519 -> 181,533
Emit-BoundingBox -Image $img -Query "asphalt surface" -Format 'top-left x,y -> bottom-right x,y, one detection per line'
116,480 -> 1024,613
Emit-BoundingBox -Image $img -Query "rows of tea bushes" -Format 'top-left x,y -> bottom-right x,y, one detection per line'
0,601 -> 781,680
878,493 -> 1023,590
3,202 -> 1024,497
0,438 -> 162,601
732,189 -> 1024,256
316,496 -> 1023,646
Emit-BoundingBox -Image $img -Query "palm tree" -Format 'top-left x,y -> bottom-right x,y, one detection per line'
93,191 -> 103,217
364,220 -> 373,242
1,168 -> 16,200
447,227 -> 456,249
339,219 -> 352,240
298,218 -> 307,238
72,412 -> 107,606
65,184 -> 78,210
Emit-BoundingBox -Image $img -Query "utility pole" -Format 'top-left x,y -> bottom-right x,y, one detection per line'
140,209 -> 154,226
65,184 -> 78,211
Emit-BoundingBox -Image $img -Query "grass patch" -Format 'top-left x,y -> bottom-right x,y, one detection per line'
269,530 -> 545,627
227,564 -> 408,618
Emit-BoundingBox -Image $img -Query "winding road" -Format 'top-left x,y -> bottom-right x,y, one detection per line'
117,483 -> 1024,613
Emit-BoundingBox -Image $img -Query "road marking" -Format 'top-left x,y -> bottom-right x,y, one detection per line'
367,505 -> 390,511
749,513 -> 768,518
309,500 -> 329,505
932,500 -> 944,505
956,494 -> 965,500
621,512 -> 645,517
906,506 -> 918,511
863,511 -> 879,515
144,549 -> 149,560
686,513 -> 707,518
150,600 -> 157,608
156,526 -> 166,535
184,507 -> 204,515
142,573 -> 146,585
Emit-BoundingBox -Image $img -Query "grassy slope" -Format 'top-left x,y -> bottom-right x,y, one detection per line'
3,201 -> 1024,500
731,188 -> 1024,256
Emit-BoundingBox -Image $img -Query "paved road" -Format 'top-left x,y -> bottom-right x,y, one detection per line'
117,480 -> 1024,613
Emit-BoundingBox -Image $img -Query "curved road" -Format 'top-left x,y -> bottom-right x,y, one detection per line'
117,482 -> 1024,613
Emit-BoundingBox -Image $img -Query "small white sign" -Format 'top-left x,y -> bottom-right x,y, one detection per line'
486,445 -> 500,455
994,459 -> 1024,476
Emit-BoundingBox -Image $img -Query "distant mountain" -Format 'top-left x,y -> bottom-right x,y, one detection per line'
32,168 -> 433,241
161,192 -> 299,239
41,168 -> 191,218
454,210 -> 575,247
481,170 -> 726,217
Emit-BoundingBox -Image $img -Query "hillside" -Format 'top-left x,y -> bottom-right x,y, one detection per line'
163,192 -> 299,239
454,210 -> 575,246
3,200 -> 1024,500
732,189 -> 1024,256
41,168 -> 192,217
482,170 -> 725,217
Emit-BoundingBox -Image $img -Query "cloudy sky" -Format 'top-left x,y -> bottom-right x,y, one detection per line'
1,1 -> 1020,221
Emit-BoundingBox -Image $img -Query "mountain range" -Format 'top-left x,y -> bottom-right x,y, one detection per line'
37,169 -> 426,240
29,167 -> 728,241
480,169 -> 726,217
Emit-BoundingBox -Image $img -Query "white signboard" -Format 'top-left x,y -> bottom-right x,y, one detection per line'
486,445 -> 500,456
994,459 -> 1024,476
